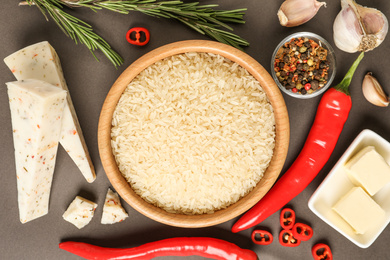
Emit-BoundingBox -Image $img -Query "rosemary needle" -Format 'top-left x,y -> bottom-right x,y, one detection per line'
23,0 -> 249,67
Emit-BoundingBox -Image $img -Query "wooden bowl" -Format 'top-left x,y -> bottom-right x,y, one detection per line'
98,40 -> 290,228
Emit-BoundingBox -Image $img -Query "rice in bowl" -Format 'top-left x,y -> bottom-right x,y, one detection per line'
111,52 -> 275,215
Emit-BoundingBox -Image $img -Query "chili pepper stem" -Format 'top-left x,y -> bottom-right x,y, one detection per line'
334,52 -> 364,95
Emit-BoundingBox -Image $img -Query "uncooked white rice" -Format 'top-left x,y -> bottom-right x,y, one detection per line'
111,52 -> 275,215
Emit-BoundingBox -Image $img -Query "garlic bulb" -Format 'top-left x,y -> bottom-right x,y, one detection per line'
333,0 -> 388,53
277,0 -> 326,27
362,72 -> 389,107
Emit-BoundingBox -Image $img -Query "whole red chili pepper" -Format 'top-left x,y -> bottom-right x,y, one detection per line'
292,223 -> 313,241
251,229 -> 273,245
232,52 -> 365,233
59,237 -> 258,260
278,230 -> 300,247
312,243 -> 333,260
280,208 -> 296,230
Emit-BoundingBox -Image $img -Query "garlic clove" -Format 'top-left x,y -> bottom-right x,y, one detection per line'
333,0 -> 363,53
277,0 -> 326,27
333,0 -> 388,53
362,72 -> 389,107
355,2 -> 388,51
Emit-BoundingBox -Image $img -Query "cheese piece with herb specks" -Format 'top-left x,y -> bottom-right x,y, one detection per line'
101,188 -> 128,224
63,196 -> 97,229
4,41 -> 96,183
7,79 -> 67,223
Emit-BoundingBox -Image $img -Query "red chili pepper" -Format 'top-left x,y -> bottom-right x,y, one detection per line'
292,223 -> 313,241
278,230 -> 300,247
280,208 -> 295,230
312,243 -> 333,260
251,230 -> 273,245
231,52 -> 364,233
126,27 -> 150,46
59,237 -> 258,260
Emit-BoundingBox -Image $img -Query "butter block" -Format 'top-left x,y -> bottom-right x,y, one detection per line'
63,196 -> 97,229
333,187 -> 385,234
101,188 -> 128,224
4,42 -> 96,183
7,79 -> 67,223
344,146 -> 390,196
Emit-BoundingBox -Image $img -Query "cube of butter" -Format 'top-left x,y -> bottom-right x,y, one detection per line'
63,196 -> 97,229
344,146 -> 390,196
333,187 -> 385,234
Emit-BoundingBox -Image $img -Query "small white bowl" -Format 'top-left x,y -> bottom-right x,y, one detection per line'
308,129 -> 390,248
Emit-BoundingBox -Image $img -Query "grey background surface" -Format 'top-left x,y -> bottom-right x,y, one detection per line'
1,0 -> 390,259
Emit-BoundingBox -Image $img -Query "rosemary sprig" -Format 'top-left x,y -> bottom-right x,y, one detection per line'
26,0 -> 124,67
61,1 -> 249,49
22,0 -> 249,67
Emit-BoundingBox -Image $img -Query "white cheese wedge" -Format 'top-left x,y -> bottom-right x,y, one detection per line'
63,196 -> 97,229
344,146 -> 390,196
333,187 -> 385,234
101,188 -> 129,224
7,79 -> 67,223
4,42 -> 96,183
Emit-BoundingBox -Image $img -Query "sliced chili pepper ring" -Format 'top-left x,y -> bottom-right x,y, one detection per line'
126,27 -> 150,46
312,243 -> 333,260
292,223 -> 313,241
251,230 -> 273,245
278,230 -> 301,247
280,208 -> 296,230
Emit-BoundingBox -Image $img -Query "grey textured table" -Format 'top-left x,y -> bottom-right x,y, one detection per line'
1,1 -> 390,259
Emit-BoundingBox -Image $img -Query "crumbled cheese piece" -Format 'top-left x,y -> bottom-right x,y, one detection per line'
333,187 -> 385,234
63,196 -> 97,229
101,188 -> 129,224
7,79 -> 67,223
344,146 -> 390,196
4,41 -> 96,183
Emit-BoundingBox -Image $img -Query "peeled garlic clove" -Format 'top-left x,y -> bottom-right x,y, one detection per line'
333,0 -> 388,53
278,0 -> 326,27
362,72 -> 389,107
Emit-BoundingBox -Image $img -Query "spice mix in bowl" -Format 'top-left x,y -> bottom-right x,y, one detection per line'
98,40 -> 289,228
271,32 -> 336,99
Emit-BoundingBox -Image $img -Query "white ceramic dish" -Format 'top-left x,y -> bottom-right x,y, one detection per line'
308,129 -> 390,248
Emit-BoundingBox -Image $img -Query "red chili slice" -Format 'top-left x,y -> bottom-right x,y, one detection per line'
292,223 -> 313,241
126,27 -> 150,46
251,230 -> 273,245
278,230 -> 300,247
280,208 -> 296,230
312,243 -> 333,260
